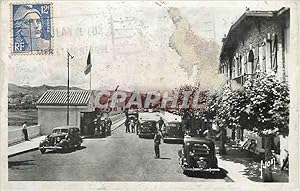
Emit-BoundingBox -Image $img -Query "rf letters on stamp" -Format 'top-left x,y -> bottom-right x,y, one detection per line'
12,3 -> 53,55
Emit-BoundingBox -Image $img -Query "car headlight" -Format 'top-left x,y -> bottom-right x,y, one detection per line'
57,137 -> 61,142
197,160 -> 207,169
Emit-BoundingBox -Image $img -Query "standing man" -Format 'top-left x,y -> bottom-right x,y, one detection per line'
125,118 -> 130,133
154,129 -> 162,158
130,119 -> 135,133
158,117 -> 164,131
22,122 -> 29,141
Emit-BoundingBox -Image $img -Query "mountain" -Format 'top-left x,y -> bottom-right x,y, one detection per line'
8,83 -> 83,97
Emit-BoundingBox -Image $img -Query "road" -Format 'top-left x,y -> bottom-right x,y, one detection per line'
8,123 -> 231,182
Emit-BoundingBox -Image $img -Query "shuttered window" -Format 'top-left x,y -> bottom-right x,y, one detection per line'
259,45 -> 266,72
271,34 -> 278,73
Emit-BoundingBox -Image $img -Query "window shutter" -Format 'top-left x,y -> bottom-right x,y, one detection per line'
259,45 -> 266,72
243,55 -> 247,74
271,34 -> 278,73
254,46 -> 259,73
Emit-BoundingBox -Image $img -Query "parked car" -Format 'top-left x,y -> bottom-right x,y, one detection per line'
161,114 -> 183,143
178,136 -> 219,174
137,112 -> 160,138
39,126 -> 82,154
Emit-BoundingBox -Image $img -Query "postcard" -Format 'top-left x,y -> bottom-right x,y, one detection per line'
0,1 -> 299,191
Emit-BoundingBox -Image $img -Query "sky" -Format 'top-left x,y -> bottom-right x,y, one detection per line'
1,1 -> 289,91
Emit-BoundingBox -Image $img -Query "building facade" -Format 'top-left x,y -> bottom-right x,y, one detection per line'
220,8 -> 289,84
219,7 -> 290,165
37,90 -> 125,135
36,90 -> 93,134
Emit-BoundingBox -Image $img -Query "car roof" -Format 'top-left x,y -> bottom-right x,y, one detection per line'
52,126 -> 79,130
139,112 -> 160,119
184,136 -> 213,144
160,112 -> 182,123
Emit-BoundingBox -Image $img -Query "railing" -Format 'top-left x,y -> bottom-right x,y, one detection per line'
233,73 -> 257,85
8,125 -> 41,146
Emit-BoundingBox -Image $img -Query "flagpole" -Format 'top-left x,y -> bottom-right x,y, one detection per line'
67,51 -> 74,126
90,69 -> 92,91
90,46 -> 92,91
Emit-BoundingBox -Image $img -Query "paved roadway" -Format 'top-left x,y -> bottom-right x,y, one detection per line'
8,123 -> 231,182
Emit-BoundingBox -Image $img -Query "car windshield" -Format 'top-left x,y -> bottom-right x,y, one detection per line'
142,121 -> 155,126
52,129 -> 68,133
167,123 -> 180,127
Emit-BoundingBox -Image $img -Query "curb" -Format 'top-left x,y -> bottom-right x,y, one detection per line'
8,147 -> 39,158
225,174 -> 234,182
8,118 -> 125,158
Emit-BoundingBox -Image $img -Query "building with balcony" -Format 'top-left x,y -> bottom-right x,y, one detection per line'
220,7 -> 290,84
219,7 -> 290,165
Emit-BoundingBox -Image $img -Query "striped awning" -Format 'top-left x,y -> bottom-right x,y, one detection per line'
37,90 -> 91,106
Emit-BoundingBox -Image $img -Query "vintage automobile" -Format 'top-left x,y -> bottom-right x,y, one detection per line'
161,113 -> 183,143
178,136 -> 219,174
39,126 -> 82,154
137,112 -> 160,138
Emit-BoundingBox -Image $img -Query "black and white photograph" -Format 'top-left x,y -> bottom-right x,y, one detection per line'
0,1 -> 299,191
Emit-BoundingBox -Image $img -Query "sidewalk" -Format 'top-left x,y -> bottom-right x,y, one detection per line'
8,136 -> 46,157
216,143 -> 289,182
217,153 -> 253,183
8,118 -> 125,158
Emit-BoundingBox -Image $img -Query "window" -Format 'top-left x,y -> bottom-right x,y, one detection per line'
248,50 -> 254,74
237,55 -> 242,76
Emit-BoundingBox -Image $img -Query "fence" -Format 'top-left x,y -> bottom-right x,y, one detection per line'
8,125 -> 41,146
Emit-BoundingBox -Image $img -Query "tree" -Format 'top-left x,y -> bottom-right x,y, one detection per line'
244,74 -> 289,182
214,85 -> 234,154
212,84 -> 249,155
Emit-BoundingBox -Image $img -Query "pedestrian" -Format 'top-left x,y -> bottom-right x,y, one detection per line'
22,122 -> 29,141
131,119 -> 135,133
154,129 -> 163,158
158,117 -> 164,131
125,118 -> 130,133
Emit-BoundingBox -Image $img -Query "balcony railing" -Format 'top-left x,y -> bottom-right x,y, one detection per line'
232,73 -> 256,85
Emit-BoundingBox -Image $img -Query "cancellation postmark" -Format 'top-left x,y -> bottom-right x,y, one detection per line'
11,3 -> 53,55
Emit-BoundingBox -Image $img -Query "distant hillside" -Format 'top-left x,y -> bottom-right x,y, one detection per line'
8,83 -> 83,97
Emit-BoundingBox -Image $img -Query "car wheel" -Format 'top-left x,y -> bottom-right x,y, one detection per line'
40,148 -> 46,154
62,143 -> 69,153
183,170 -> 189,176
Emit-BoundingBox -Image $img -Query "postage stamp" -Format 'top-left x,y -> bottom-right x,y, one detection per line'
11,3 -> 53,55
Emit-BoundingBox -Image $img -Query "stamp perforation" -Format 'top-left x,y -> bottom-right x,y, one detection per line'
10,2 -> 54,56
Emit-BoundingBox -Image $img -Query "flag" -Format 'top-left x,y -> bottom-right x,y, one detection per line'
84,50 -> 92,75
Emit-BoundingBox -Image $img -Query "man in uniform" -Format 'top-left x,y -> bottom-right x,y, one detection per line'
158,117 -> 164,131
125,118 -> 130,133
154,129 -> 163,158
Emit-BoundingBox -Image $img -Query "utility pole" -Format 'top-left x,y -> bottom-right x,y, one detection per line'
67,51 -> 74,125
